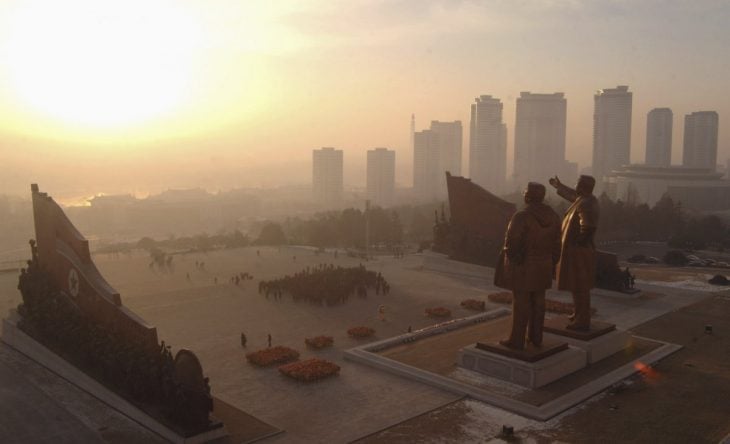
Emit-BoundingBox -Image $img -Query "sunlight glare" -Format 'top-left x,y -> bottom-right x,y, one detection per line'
4,0 -> 202,128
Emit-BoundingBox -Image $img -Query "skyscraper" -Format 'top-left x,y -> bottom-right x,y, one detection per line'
366,148 -> 396,207
412,121 -> 463,201
413,129 -> 440,201
312,147 -> 343,208
513,92 -> 567,186
592,85 -> 632,188
683,111 -> 719,170
645,108 -> 673,167
469,95 -> 506,194
430,120 -> 463,177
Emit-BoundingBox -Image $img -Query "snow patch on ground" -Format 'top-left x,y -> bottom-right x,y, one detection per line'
636,278 -> 730,293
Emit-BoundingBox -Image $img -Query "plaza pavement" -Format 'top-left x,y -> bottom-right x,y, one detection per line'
0,246 -> 724,442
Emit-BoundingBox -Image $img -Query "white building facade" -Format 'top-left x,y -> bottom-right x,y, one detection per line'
683,111 -> 719,170
645,108 -> 673,167
513,92 -> 567,187
592,86 -> 633,190
366,148 -> 396,208
469,95 -> 506,194
312,147 -> 343,208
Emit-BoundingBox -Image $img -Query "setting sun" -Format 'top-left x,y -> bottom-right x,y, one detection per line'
3,0 -> 202,128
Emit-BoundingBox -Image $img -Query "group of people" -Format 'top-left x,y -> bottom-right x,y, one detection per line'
258,263 -> 390,306
496,175 -> 599,350
230,272 -> 254,286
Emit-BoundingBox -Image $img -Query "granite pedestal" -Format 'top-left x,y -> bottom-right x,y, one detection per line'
458,337 -> 587,388
544,316 -> 631,364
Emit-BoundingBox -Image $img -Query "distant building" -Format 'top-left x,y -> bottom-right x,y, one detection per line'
469,95 -> 506,194
592,86 -> 632,190
312,147 -> 343,208
413,129 -> 440,201
366,148 -> 396,207
513,92 -> 567,186
607,164 -> 730,210
413,121 -> 463,201
683,111 -> 719,170
645,108 -> 673,167
430,120 -> 463,178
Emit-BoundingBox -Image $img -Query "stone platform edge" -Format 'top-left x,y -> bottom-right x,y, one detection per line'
1,310 -> 228,444
343,309 -> 682,421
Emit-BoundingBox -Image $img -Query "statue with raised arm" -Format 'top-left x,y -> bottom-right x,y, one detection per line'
549,174 -> 600,331
494,182 -> 561,349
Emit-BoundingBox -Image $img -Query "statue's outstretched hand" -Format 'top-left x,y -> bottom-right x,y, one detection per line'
548,176 -> 561,189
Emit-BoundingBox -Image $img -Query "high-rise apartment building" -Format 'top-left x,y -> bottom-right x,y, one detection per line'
430,120 -> 463,177
645,108 -> 673,167
312,147 -> 343,207
413,121 -> 463,201
592,86 -> 632,187
469,95 -> 506,194
366,148 -> 396,207
513,92 -> 567,186
683,111 -> 719,170
413,129 -> 440,201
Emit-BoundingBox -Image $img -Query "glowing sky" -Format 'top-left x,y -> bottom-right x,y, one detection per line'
0,0 -> 728,196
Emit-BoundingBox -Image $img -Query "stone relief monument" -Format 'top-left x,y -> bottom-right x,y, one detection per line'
10,185 -> 219,437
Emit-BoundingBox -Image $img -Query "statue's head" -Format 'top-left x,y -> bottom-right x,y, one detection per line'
576,175 -> 596,196
523,182 -> 546,204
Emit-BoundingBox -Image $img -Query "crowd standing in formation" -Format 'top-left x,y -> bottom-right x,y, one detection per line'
258,264 -> 390,306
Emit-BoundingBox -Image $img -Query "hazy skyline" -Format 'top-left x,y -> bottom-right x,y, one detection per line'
1,0 -> 728,201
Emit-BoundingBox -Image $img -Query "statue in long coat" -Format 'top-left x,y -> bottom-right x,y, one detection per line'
549,175 -> 600,330
494,182 -> 561,349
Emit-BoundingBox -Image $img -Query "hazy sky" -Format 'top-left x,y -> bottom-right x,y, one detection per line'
0,0 -> 728,201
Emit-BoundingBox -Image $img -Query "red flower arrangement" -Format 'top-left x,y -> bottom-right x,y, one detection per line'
487,292 -> 512,304
347,326 -> 375,339
460,299 -> 486,311
487,292 -> 596,315
305,335 -> 334,349
278,358 -> 341,382
425,307 -> 452,318
246,346 -> 300,367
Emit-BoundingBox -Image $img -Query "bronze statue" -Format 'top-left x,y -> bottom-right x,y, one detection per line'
494,182 -> 561,349
549,174 -> 600,331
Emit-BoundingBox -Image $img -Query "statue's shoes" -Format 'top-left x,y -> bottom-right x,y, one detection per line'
499,339 -> 524,350
566,322 -> 590,331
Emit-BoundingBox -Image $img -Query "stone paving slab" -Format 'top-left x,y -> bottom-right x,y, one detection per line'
345,311 -> 682,421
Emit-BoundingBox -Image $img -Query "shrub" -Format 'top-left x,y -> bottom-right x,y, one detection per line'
663,250 -> 689,266
347,326 -> 375,339
246,346 -> 299,367
425,307 -> 451,318
488,292 -> 596,315
460,299 -> 485,311
278,358 -> 340,382
305,336 -> 334,349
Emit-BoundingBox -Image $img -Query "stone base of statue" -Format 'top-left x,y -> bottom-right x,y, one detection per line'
1,311 -> 228,444
543,316 -> 631,364
457,337 -> 587,388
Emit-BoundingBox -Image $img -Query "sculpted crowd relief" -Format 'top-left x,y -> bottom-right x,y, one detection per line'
495,175 -> 600,350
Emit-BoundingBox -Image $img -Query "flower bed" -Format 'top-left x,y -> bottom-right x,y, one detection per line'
305,335 -> 334,349
460,299 -> 486,311
487,292 -> 512,304
347,326 -> 375,339
487,292 -> 597,315
246,346 -> 300,367
278,358 -> 341,382
425,307 -> 452,318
